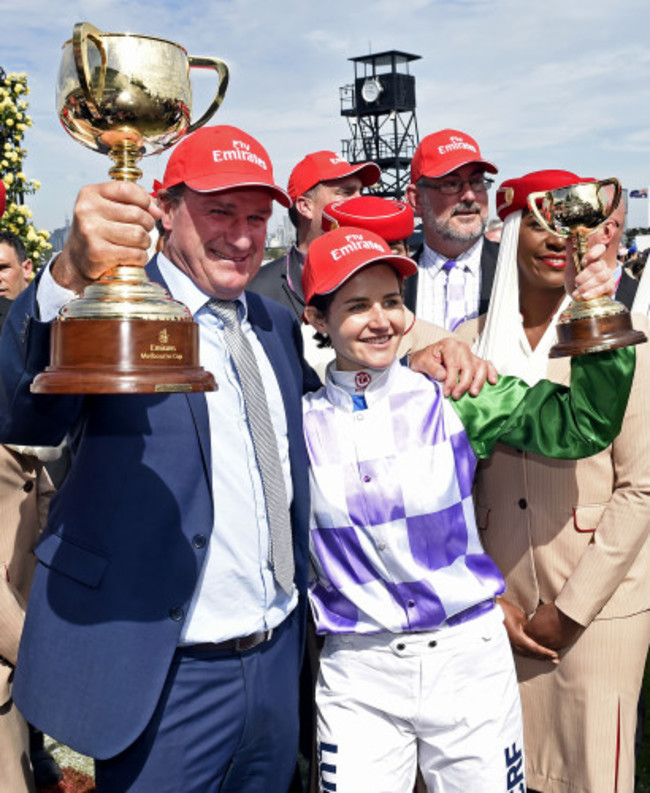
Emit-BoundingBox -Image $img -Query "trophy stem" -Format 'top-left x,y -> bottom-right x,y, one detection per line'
574,231 -> 588,272
108,140 -> 143,182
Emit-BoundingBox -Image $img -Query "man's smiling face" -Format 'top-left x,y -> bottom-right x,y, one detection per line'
160,186 -> 273,299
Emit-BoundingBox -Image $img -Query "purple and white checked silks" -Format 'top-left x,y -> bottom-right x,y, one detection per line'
302,361 -> 504,635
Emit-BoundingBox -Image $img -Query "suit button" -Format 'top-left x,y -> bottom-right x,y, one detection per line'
192,534 -> 207,549
169,606 -> 184,622
518,498 -> 527,509
23,480 -> 34,493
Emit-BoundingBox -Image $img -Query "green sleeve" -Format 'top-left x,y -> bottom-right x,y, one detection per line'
451,347 -> 636,460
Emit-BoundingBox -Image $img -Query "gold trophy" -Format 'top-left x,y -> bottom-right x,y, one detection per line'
528,179 -> 647,357
31,22 -> 230,394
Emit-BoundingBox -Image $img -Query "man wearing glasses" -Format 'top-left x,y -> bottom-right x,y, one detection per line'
405,129 -> 499,329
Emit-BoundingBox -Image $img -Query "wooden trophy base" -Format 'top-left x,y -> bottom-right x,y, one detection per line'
31,317 -> 216,394
550,310 -> 647,358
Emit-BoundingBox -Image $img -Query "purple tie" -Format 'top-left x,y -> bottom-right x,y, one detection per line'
443,260 -> 465,331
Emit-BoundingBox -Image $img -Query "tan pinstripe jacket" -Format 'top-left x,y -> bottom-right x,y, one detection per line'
397,308 -> 450,358
458,314 -> 650,626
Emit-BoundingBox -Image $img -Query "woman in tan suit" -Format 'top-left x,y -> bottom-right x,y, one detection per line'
458,169 -> 650,793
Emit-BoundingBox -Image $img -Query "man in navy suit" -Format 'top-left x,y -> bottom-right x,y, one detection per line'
249,150 -> 380,319
0,123 -> 492,793
0,125 -> 318,793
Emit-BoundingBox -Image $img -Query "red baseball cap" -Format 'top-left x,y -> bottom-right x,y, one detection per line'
322,196 -> 414,242
0,181 -> 5,217
496,170 -> 583,221
410,129 -> 497,183
302,226 -> 416,308
287,151 -> 380,203
158,125 -> 291,207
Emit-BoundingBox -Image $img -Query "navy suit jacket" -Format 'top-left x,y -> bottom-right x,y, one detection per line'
248,246 -> 306,321
616,269 -> 639,310
0,259 -> 314,759
0,296 -> 12,336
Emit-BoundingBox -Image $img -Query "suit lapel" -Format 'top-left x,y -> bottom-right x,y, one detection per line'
404,246 -> 421,313
146,256 -> 212,485
616,270 -> 639,310
478,239 -> 499,316
281,247 -> 306,321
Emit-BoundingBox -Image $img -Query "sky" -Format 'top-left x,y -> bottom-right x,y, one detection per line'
3,0 -> 650,235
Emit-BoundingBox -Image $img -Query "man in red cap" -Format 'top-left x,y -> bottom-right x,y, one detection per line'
0,124 -> 320,793
405,128 -> 499,330
0,124 -> 493,793
249,150 -> 380,318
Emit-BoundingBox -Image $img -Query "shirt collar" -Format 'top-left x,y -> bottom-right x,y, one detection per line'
290,244 -> 306,266
156,252 -> 249,321
420,237 -> 484,276
324,359 -> 400,411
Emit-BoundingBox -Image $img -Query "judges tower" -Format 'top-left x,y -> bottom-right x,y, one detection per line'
340,50 -> 421,200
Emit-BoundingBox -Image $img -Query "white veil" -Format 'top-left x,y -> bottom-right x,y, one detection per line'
472,210 -> 570,385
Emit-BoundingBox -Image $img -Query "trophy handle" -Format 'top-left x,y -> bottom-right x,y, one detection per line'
186,56 -> 230,134
596,178 -> 622,216
72,22 -> 107,121
527,189 -> 564,237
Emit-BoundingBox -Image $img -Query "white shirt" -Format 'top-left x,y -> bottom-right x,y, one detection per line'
37,255 -> 298,643
415,238 -> 483,327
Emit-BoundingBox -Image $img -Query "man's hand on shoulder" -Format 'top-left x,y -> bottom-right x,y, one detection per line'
409,337 -> 498,399
52,182 -> 162,293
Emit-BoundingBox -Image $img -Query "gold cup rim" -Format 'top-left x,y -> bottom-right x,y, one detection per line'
61,31 -> 188,54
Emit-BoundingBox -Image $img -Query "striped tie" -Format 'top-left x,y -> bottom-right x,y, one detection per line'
443,260 -> 466,331
208,299 -> 294,595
